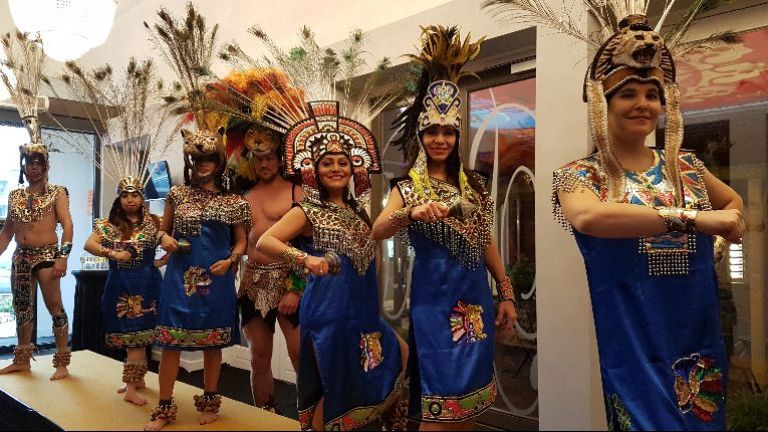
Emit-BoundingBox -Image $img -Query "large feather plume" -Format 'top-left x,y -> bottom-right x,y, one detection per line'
143,2 -> 219,128
45,58 -> 176,188
482,0 -> 740,57
198,67 -> 307,182
0,31 -> 46,143
219,26 -> 402,128
200,67 -> 306,134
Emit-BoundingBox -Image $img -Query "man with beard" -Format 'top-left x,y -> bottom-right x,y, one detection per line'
0,143 -> 74,381
237,125 -> 302,412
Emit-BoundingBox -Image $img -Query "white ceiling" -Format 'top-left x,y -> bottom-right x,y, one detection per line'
0,0 -> 453,81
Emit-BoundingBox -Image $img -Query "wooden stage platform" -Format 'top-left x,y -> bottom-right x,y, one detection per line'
0,350 -> 299,431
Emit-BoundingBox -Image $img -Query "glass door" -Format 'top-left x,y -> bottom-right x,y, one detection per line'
656,27 -> 768,398
468,75 -> 538,420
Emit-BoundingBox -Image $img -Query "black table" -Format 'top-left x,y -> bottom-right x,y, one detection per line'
71,270 -> 124,361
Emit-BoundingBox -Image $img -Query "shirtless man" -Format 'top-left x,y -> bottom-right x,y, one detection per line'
237,126 -> 301,411
0,141 -> 74,381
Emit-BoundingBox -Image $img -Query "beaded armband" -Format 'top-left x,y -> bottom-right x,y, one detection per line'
278,246 -> 308,273
657,207 -> 698,234
58,242 -> 73,258
497,275 -> 516,304
228,251 -> 244,265
388,205 -> 413,230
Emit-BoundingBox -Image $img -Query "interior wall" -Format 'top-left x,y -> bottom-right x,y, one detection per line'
533,2 -> 605,429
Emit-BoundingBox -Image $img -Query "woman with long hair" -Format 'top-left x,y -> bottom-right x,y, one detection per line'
372,26 -> 517,431
84,178 -> 165,406
257,101 -> 407,431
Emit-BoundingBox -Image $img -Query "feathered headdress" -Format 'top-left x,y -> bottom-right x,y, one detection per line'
45,58 -> 175,197
199,67 -> 305,182
0,31 -> 49,184
391,25 -> 485,204
220,26 -> 400,204
144,2 -> 226,186
483,0 -> 740,203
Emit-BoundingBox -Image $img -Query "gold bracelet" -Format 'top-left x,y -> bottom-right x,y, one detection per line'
388,205 -> 413,230
278,246 -> 308,272
656,207 -> 698,234
496,275 -> 516,304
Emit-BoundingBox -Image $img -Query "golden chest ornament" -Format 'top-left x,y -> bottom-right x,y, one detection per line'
300,201 -> 375,276
9,184 -> 65,224
168,185 -> 251,237
397,177 -> 494,269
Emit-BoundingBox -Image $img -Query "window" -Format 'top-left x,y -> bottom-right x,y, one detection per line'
469,76 -> 538,420
657,27 -> 768,392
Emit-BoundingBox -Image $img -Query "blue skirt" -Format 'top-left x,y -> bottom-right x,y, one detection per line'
101,251 -> 161,348
575,231 -> 727,430
155,221 -> 239,351
296,239 -> 402,431
408,231 -> 497,423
